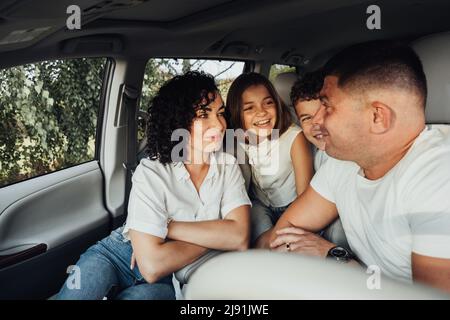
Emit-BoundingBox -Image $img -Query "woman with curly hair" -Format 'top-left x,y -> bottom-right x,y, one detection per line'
57,71 -> 251,300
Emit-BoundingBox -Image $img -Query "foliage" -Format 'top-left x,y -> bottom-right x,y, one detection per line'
269,64 -> 296,83
0,58 -> 106,187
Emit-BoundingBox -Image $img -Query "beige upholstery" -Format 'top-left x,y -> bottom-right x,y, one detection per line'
185,251 -> 448,299
412,31 -> 450,124
322,218 -> 349,249
273,71 -> 300,126
273,71 -> 298,106
175,250 -> 223,284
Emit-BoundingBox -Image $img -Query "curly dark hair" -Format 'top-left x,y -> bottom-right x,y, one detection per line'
290,69 -> 324,106
146,71 -> 218,164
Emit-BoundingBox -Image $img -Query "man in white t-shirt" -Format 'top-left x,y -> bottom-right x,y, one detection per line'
268,41 -> 450,293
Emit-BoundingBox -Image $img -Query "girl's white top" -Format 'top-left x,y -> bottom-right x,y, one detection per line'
239,124 -> 302,207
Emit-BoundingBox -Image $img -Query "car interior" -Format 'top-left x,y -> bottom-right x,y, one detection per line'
0,0 -> 450,299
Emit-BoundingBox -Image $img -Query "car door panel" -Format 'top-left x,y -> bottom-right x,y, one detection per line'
0,161 -> 110,299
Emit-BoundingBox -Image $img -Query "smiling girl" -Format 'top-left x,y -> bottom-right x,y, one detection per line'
226,72 -> 313,248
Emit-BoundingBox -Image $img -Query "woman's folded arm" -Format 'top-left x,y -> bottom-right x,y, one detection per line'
166,205 -> 250,251
129,229 -> 208,283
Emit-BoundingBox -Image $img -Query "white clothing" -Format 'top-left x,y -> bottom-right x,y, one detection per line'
123,151 -> 251,240
240,124 -> 303,207
311,127 -> 450,282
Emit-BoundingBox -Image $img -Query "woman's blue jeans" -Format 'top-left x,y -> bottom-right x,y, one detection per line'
57,226 -> 175,300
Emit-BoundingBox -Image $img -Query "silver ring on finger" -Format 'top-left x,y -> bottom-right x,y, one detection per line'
286,242 -> 291,252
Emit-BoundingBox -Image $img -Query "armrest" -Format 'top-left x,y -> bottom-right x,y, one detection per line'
175,250 -> 223,284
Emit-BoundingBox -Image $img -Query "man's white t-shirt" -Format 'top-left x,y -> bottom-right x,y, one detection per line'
310,126 -> 450,283
122,151 -> 252,240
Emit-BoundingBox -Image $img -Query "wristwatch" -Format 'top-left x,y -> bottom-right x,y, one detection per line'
326,246 -> 353,263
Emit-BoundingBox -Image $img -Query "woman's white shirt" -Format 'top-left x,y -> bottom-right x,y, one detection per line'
122,151 -> 251,240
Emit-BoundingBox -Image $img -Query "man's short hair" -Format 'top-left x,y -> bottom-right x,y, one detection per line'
290,69 -> 325,106
323,41 -> 427,107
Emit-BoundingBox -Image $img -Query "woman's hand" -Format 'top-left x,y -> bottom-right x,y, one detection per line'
269,227 -> 335,257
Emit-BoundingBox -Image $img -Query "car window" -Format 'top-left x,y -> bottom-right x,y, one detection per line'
0,58 -> 108,188
138,58 -> 245,143
269,63 -> 297,83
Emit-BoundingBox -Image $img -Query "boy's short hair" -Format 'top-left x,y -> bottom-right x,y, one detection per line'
290,70 -> 325,106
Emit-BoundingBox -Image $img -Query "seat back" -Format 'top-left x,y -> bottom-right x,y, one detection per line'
185,251 -> 448,299
273,71 -> 300,125
412,31 -> 450,125
273,71 -> 298,106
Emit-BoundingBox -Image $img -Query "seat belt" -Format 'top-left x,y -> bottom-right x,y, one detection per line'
121,85 -> 140,217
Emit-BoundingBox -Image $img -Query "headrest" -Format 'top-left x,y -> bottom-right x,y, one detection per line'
412,32 -> 450,124
273,71 -> 298,106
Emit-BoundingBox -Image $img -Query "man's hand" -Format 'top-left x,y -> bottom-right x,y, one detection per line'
268,186 -> 339,245
269,227 -> 335,257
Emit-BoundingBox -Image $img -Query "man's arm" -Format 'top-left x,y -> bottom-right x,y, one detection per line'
166,205 -> 250,251
262,185 -> 338,248
129,229 -> 208,283
412,253 -> 450,294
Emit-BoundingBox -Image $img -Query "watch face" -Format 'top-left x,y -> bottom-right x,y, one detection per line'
331,247 -> 348,258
